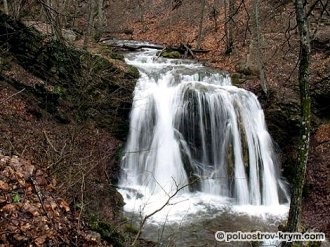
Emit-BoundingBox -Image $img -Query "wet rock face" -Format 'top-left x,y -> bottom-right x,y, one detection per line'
262,87 -> 301,147
312,25 -> 330,52
311,76 -> 330,119
253,87 -> 301,184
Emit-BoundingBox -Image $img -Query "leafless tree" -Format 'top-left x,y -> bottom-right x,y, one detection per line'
225,0 -> 235,54
96,0 -> 105,40
83,0 -> 96,49
196,0 -> 206,49
137,0 -> 147,33
3,0 -> 8,15
284,0 -> 311,245
39,0 -> 63,40
252,0 -> 268,95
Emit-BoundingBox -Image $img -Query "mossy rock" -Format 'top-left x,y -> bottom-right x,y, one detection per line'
89,216 -> 125,246
125,65 -> 139,79
160,50 -> 181,59
311,76 -> 330,119
100,45 -> 125,61
0,12 -> 137,140
0,50 -> 12,72
231,73 -> 247,86
123,223 -> 139,235
110,52 -> 125,61
235,62 -> 259,76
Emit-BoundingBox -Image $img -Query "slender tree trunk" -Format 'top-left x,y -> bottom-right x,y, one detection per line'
72,0 -> 79,27
96,0 -> 104,39
284,0 -> 311,246
211,0 -> 219,32
225,0 -> 234,54
83,0 -> 96,49
224,0 -> 228,50
12,0 -> 23,20
60,0 -> 71,28
252,0 -> 268,95
43,0 -> 63,40
3,0 -> 8,15
196,0 -> 206,49
138,0 -> 147,33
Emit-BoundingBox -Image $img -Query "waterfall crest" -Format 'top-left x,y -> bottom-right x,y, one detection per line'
118,44 -> 288,220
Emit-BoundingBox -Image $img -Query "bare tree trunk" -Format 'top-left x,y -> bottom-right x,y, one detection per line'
60,0 -> 71,28
94,0 -> 104,41
72,0 -> 79,27
211,0 -> 220,31
225,0 -> 235,54
224,0 -> 228,50
252,0 -> 268,95
138,0 -> 147,33
284,0 -> 311,246
83,0 -> 96,49
43,0 -> 63,40
196,0 -> 206,49
3,0 -> 9,15
12,0 -> 24,20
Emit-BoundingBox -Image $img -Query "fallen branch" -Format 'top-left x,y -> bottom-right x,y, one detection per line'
108,43 -> 210,55
156,47 -> 167,59
183,44 -> 195,58
0,88 -> 25,104
29,176 -> 51,220
43,130 -> 59,154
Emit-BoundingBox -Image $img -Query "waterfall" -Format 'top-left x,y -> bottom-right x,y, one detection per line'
118,44 -> 288,220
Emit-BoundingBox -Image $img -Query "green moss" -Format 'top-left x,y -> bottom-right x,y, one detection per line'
0,50 -> 12,72
231,73 -> 241,86
123,223 -> 139,234
125,65 -> 139,79
110,53 -> 125,61
89,216 -> 125,246
53,85 -> 65,96
99,45 -> 125,61
161,50 -> 181,59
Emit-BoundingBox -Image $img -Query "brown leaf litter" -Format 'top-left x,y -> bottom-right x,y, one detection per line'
0,154 -> 110,246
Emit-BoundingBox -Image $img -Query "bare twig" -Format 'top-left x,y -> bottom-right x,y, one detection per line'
77,174 -> 85,230
43,130 -> 59,154
0,88 -> 25,104
131,180 -> 189,246
29,176 -> 51,220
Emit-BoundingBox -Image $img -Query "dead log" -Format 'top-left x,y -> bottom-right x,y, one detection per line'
107,43 -> 210,56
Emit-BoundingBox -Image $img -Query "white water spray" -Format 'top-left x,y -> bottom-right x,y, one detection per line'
118,43 -> 289,222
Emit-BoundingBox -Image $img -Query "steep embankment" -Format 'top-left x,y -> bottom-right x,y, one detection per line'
0,12 -> 141,246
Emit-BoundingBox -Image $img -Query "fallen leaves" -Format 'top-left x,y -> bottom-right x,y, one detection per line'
0,180 -> 9,191
0,154 -> 109,246
57,198 -> 70,212
315,124 -> 330,144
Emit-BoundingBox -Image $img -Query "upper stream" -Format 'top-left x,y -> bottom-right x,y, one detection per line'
115,40 -> 290,246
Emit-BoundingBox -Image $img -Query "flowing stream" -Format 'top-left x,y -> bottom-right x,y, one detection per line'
116,41 -> 289,246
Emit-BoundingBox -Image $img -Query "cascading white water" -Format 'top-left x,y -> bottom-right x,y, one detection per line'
118,42 -> 289,222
